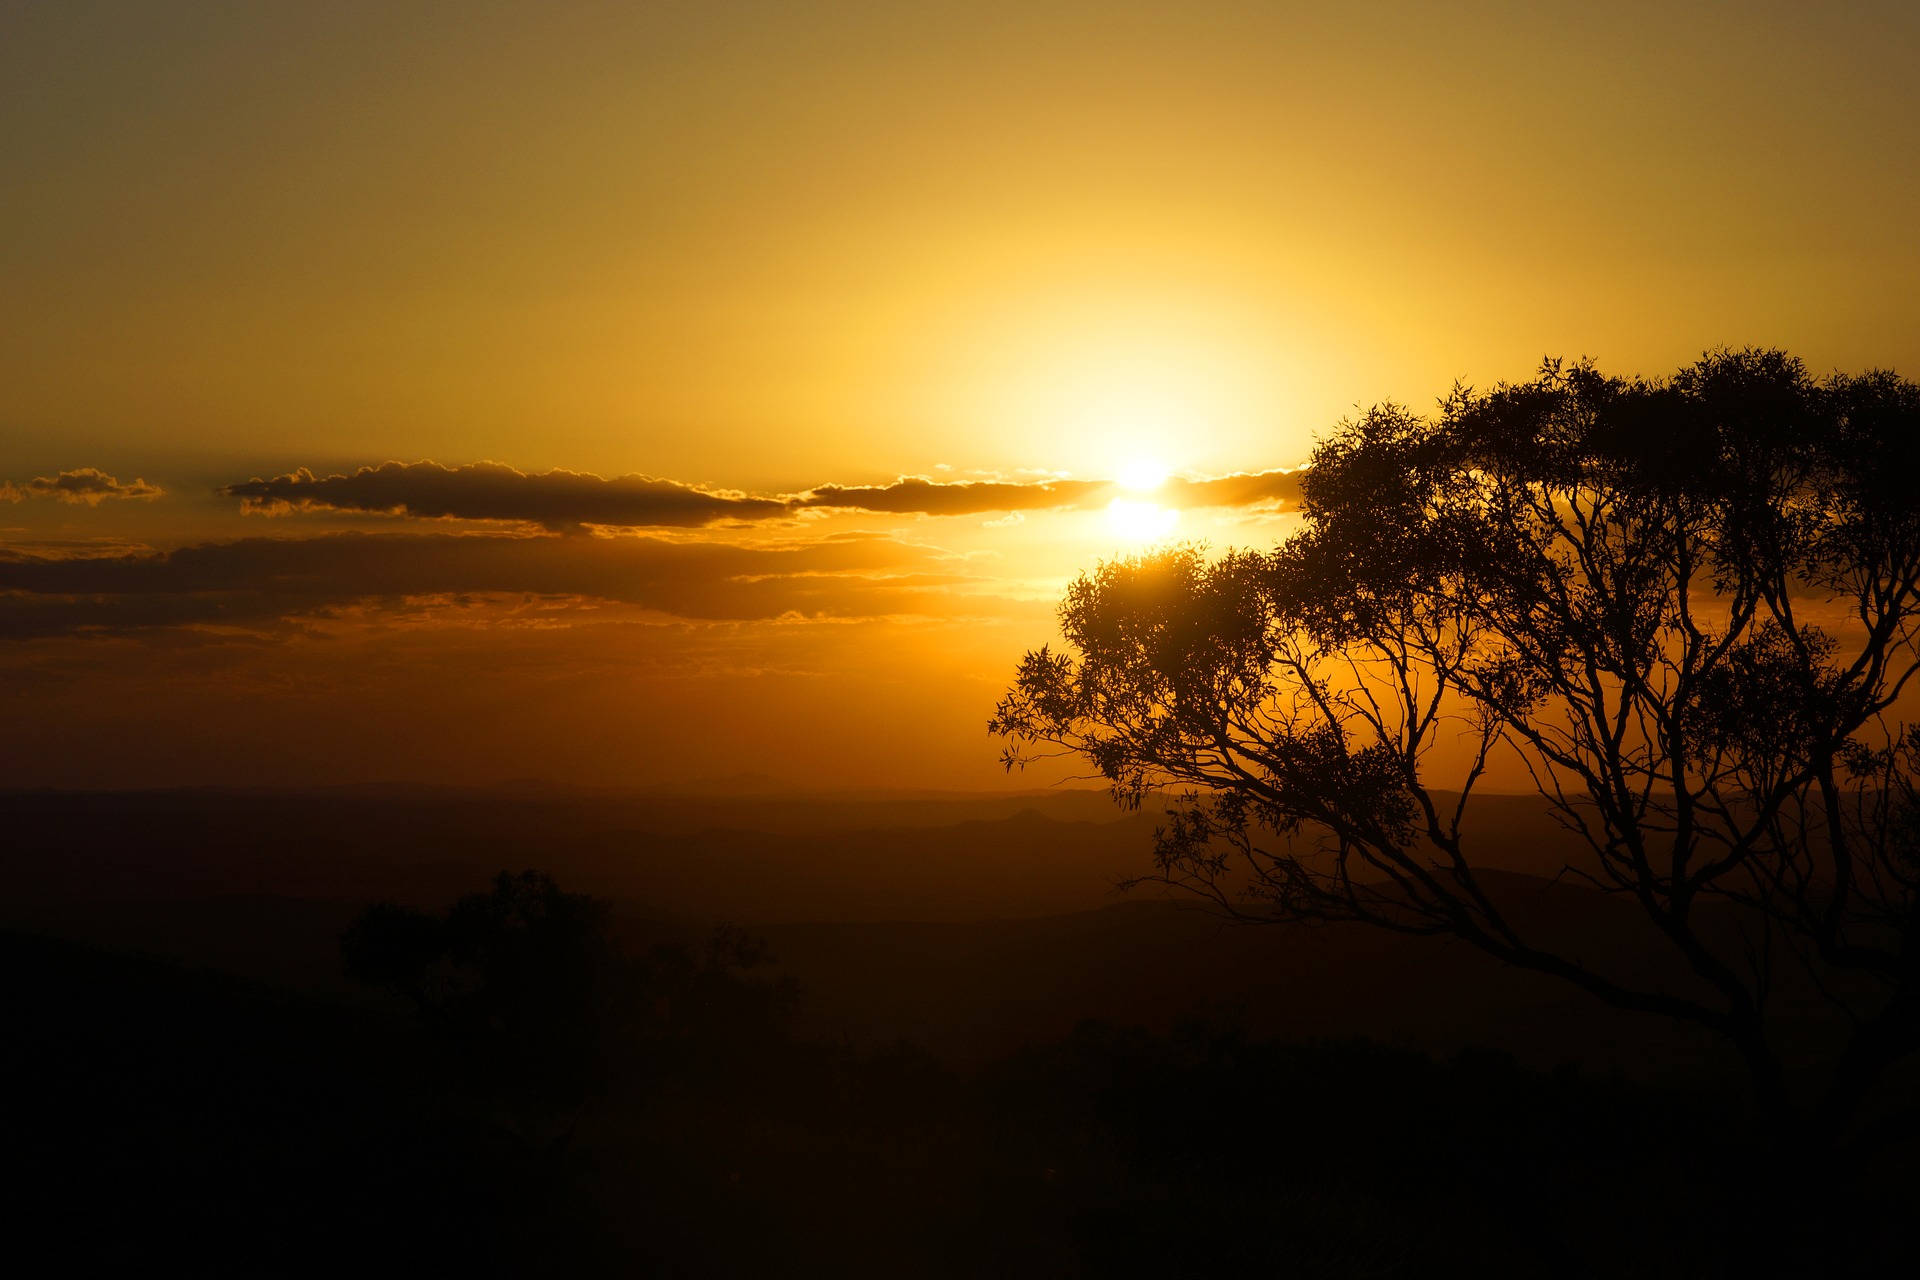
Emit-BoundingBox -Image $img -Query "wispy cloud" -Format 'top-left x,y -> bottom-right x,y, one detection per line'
220,460 -> 783,531
2,468 -> 163,505
217,460 -> 1304,527
1166,470 -> 1304,509
793,476 -> 1114,515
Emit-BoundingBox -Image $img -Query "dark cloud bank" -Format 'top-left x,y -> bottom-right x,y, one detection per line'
0,461 -> 1303,642
219,460 -> 1302,528
221,462 -> 785,530
0,531 -> 998,641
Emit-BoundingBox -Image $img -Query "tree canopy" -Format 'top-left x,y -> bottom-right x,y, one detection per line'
992,350 -> 1920,1158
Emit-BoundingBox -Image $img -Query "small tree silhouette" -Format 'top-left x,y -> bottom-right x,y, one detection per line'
344,872 -> 798,1154
993,350 -> 1920,1170
344,871 -> 633,1154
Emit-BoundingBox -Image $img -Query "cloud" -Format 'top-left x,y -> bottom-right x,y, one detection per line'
1164,468 -> 1304,510
796,468 -> 1303,516
0,530 -> 1022,641
1,468 -> 164,505
215,461 -> 1304,527
0,461 -> 1306,652
219,460 -> 786,531
794,476 -> 1114,516
0,538 -> 157,561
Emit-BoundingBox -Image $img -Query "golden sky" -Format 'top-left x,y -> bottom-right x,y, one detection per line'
3,1 -> 1917,788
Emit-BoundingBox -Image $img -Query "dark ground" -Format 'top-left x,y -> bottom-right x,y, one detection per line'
3,787 -> 1916,1275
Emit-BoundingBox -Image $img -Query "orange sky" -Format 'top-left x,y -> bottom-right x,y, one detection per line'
3,1 -> 1917,789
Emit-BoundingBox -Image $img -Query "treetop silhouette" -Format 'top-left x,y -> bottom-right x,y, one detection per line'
993,349 -> 1920,1161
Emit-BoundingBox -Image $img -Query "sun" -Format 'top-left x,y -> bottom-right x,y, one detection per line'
1116,458 -> 1168,492
1105,458 -> 1178,541
1107,496 -> 1179,542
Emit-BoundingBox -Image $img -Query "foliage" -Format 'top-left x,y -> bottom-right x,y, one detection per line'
993,350 -> 1920,1157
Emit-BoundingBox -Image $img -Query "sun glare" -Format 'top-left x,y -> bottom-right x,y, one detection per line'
1107,497 -> 1179,542
1116,459 -> 1168,491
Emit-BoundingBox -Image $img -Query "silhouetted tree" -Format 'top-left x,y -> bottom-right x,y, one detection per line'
343,872 -> 797,1151
641,924 -> 799,1070
992,351 -> 1920,1166
344,871 -> 635,1152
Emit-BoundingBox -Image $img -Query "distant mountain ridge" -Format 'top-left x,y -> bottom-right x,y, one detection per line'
0,785 -> 1850,1085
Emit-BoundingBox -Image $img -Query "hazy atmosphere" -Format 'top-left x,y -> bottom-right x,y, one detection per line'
7,0 -> 1917,789
7,4 -> 1920,1276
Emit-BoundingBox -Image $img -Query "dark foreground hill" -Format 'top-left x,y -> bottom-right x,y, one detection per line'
3,786 -> 1915,1273
12,926 -> 1909,1277
0,786 -> 1869,1084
